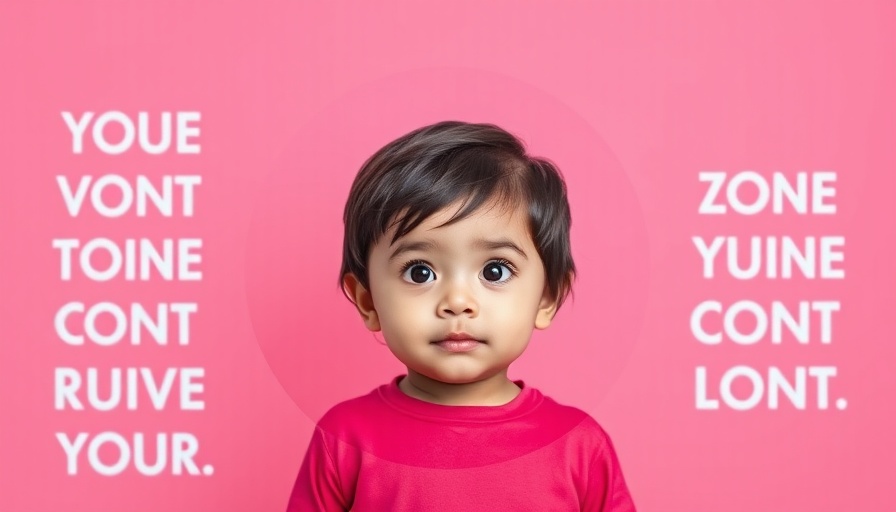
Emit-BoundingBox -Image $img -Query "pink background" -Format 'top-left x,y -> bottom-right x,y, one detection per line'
2,2 -> 895,511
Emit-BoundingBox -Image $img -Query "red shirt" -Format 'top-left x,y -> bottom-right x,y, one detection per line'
287,376 -> 636,511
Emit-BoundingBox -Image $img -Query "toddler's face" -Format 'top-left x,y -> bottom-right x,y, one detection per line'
358,201 -> 558,385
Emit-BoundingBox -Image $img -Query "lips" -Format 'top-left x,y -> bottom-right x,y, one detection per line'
432,332 -> 484,353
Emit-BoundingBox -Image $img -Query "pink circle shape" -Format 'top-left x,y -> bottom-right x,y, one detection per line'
245,67 -> 649,421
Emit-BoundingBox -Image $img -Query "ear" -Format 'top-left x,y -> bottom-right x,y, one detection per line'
534,284 -> 560,330
342,273 -> 381,331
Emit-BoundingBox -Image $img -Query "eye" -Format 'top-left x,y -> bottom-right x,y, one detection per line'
481,260 -> 516,284
401,261 -> 436,284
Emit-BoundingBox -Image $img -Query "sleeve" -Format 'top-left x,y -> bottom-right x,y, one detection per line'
581,431 -> 637,512
285,426 -> 349,512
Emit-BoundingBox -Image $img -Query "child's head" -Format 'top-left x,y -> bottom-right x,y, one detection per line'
339,121 -> 576,385
341,121 -> 575,301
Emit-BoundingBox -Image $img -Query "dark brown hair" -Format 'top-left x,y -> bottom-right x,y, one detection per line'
340,121 -> 576,307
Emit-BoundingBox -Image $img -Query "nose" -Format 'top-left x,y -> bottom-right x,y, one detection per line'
437,279 -> 479,318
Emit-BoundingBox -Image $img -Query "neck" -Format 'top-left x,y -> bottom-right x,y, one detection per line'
398,370 -> 521,406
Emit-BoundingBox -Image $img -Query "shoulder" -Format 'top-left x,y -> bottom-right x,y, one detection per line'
528,386 -> 596,428
530,388 -> 616,453
316,384 -> 389,432
534,390 -> 591,421
312,381 -> 412,454
532,392 -> 632,490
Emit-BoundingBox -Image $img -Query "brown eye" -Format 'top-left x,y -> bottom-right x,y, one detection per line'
481,261 -> 513,283
402,263 -> 435,284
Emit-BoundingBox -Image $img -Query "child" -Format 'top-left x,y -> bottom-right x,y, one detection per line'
287,121 -> 636,511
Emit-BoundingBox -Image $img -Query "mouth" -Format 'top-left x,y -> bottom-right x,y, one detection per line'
431,332 -> 485,353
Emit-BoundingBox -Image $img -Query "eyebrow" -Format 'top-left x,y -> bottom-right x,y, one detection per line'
388,237 -> 529,262
389,240 -> 440,262
472,238 -> 529,260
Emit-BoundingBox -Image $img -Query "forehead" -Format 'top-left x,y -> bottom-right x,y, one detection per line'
385,199 -> 531,245
376,202 -> 535,265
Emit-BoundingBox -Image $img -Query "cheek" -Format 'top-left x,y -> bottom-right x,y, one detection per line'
487,293 -> 538,326
508,300 -> 544,332
373,287 -> 425,331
